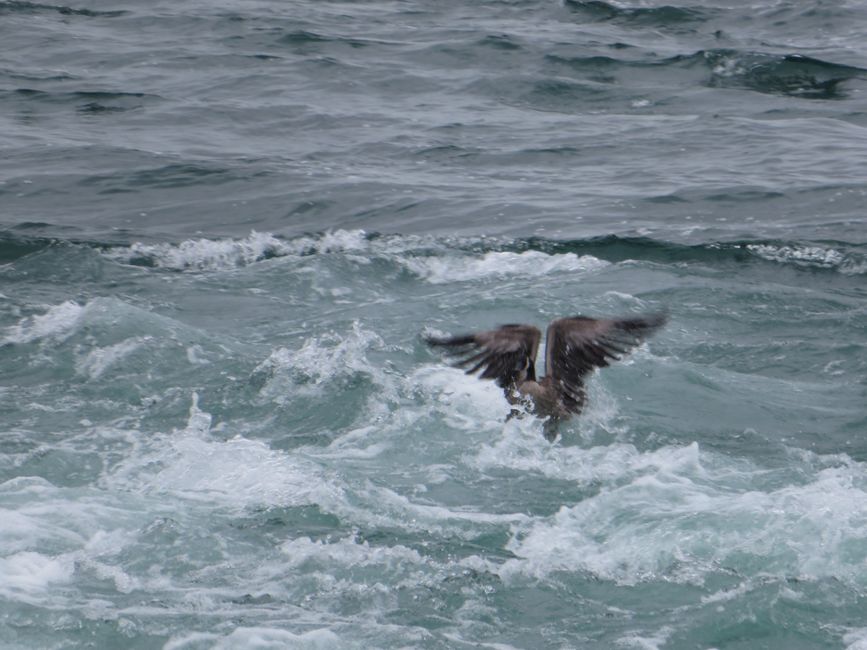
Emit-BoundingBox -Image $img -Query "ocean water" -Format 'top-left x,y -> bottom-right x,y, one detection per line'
2,1 -> 867,648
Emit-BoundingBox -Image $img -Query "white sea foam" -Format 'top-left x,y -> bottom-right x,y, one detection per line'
1,300 -> 84,345
104,231 -> 293,270
76,336 -> 150,379
1,297 -> 194,355
500,455 -> 867,586
845,628 -> 867,650
110,428 -> 332,509
410,365 -> 511,430
280,535 -> 425,570
164,627 -> 343,650
103,229 -> 370,271
615,626 -> 674,650
747,243 -> 844,268
746,243 -> 866,274
355,483 -> 529,529
254,321 -> 384,401
101,394 -> 333,510
0,551 -> 75,601
0,476 -> 157,607
474,437 -> 702,485
404,250 -> 609,284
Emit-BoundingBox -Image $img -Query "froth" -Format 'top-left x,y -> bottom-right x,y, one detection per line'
404,250 -> 609,284
410,365 -> 511,430
111,431 -> 332,508
474,437 -> 701,485
280,534 -> 425,570
254,321 -> 384,401
76,336 -> 150,380
747,243 -> 867,274
500,452 -> 867,587
845,628 -> 867,650
0,551 -> 74,602
103,229 -> 369,271
1,300 -> 84,345
164,627 -> 343,650
106,395 -> 334,509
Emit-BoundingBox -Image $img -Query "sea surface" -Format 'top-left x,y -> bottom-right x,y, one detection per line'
2,0 -> 867,648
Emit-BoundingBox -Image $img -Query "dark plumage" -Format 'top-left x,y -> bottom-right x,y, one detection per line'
425,313 -> 667,439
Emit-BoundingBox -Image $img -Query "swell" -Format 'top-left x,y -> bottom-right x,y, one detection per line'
545,49 -> 867,100
513,235 -> 867,274
0,0 -> 126,16
2,230 -> 865,276
562,0 -> 716,26
6,88 -> 161,113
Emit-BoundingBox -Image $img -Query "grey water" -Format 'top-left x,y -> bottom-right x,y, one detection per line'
2,1 -> 867,648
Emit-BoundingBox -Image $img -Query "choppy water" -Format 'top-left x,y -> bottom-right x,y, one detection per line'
2,1 -> 867,649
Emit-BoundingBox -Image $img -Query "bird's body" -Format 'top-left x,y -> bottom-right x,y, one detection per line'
425,313 -> 667,438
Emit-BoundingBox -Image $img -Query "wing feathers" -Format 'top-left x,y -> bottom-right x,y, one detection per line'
545,313 -> 667,414
426,325 -> 541,389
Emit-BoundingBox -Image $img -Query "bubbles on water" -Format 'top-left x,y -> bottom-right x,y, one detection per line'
253,321 -> 385,401
0,551 -> 75,603
102,230 -> 371,271
499,448 -> 867,588
103,231 -> 295,271
614,626 -> 674,650
845,628 -> 867,650
1,300 -> 84,345
403,250 -> 609,284
98,231 -> 619,292
105,393 -> 335,509
76,336 -> 150,380
164,627 -> 344,650
280,534 -> 425,572
409,365 -> 510,431
7,226 -> 867,647
745,242 -> 867,275
747,243 -> 844,269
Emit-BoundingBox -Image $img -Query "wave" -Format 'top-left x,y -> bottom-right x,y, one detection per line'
7,88 -> 161,113
562,0 -> 716,26
702,50 -> 867,99
545,48 -> 867,100
3,229 -> 865,277
0,0 -> 126,17
99,230 -> 866,276
500,449 -> 867,587
277,29 -> 387,51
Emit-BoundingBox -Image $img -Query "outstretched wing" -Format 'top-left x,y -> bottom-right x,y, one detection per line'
545,313 -> 667,414
425,324 -> 541,389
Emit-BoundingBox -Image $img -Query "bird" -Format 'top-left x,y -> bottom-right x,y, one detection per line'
425,312 -> 667,439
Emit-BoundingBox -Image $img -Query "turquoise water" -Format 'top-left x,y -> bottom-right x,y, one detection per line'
2,232 -> 866,648
2,0 -> 867,648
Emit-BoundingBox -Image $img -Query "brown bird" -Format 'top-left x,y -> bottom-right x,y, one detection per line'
426,313 -> 667,439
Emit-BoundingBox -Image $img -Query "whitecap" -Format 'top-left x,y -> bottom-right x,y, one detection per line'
615,626 -> 674,650
76,336 -> 150,379
279,535 -> 425,570
253,321 -> 384,401
746,242 -> 866,274
845,628 -> 867,650
1,300 -> 84,345
109,430 -> 332,509
403,250 -> 609,284
164,627 -> 343,650
0,551 -> 75,601
500,455 -> 867,587
409,365 -> 511,430
103,229 -> 370,271
747,243 -> 845,268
